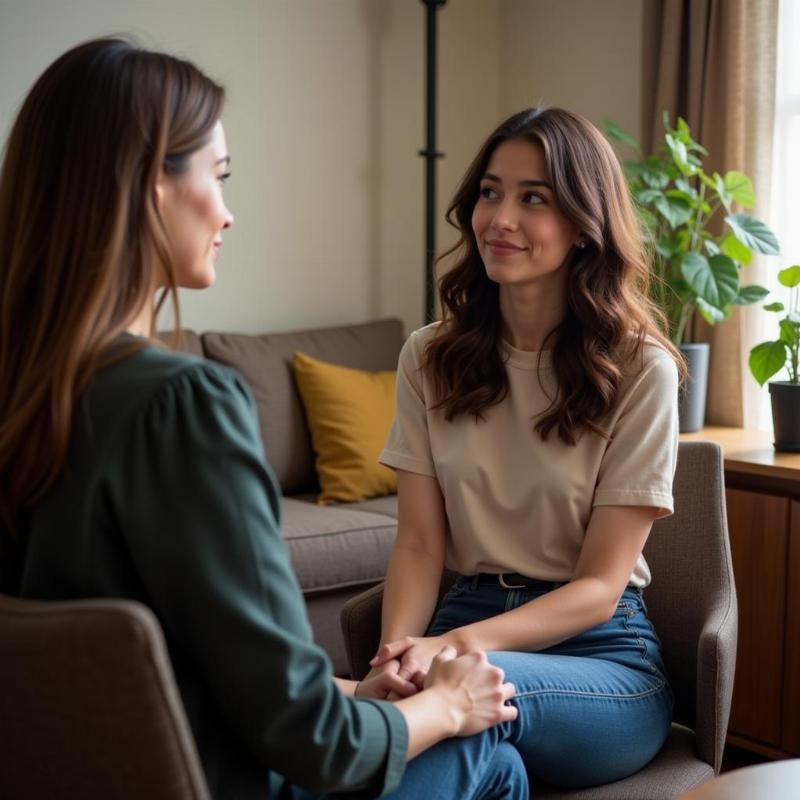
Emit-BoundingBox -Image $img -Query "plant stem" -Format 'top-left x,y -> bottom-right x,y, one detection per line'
674,301 -> 694,345
689,183 -> 707,252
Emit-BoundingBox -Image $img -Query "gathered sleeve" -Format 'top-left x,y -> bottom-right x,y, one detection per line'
593,355 -> 679,518
106,362 -> 407,797
379,333 -> 437,477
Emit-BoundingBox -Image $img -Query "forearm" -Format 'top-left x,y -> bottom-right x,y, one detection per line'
394,687 -> 459,760
381,540 -> 443,644
333,676 -> 357,696
446,576 -> 618,654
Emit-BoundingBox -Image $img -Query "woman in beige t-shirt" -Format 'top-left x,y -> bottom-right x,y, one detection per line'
369,107 -> 686,789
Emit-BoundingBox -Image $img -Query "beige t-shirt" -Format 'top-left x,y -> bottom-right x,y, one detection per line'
379,322 -> 679,588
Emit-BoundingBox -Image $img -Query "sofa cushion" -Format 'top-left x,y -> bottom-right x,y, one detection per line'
344,495 -> 399,519
201,319 -> 404,494
293,351 -> 397,505
280,498 -> 397,594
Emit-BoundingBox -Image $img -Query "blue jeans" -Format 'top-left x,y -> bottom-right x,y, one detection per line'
427,576 -> 673,789
289,724 -> 528,800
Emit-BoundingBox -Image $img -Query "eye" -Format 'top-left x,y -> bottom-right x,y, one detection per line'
217,171 -> 231,185
522,191 -> 544,206
479,185 -> 499,200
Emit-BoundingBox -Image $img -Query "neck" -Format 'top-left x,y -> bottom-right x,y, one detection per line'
127,301 -> 154,338
499,280 -> 566,351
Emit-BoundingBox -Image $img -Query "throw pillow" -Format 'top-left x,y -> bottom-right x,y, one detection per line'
292,351 -> 397,504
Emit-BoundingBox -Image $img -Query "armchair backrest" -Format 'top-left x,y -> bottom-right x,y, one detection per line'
643,440 -> 737,773
0,594 -> 210,800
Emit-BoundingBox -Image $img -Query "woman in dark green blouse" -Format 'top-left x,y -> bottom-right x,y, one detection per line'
0,37 -> 527,800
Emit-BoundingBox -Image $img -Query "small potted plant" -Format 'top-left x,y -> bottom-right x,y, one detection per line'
749,265 -> 800,451
606,116 -> 780,432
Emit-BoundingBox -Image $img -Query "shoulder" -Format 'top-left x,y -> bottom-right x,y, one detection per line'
612,338 -> 679,418
87,343 -> 257,443
400,321 -> 446,361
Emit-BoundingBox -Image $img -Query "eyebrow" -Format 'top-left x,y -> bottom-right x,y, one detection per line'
215,155 -> 231,166
483,172 -> 552,190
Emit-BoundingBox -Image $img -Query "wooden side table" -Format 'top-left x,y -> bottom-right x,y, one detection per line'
678,759 -> 800,799
679,427 -> 800,759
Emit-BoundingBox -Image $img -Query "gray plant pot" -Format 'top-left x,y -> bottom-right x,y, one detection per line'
769,381 -> 800,452
678,343 -> 710,433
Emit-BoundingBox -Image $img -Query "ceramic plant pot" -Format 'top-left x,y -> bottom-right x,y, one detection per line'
678,343 -> 710,433
769,381 -> 800,452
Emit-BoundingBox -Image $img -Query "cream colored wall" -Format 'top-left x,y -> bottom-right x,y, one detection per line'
0,0 -> 643,337
498,0 -> 644,143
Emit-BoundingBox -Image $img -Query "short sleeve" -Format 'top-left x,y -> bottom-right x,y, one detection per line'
108,362 -> 407,797
593,355 -> 679,517
379,332 -> 437,477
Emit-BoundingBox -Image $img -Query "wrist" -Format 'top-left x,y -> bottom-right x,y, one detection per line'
443,627 -> 475,655
425,685 -> 465,737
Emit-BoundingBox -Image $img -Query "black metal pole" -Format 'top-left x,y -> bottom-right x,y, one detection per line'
419,0 -> 445,323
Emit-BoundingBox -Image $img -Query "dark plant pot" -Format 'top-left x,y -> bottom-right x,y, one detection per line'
769,381 -> 800,452
678,343 -> 710,433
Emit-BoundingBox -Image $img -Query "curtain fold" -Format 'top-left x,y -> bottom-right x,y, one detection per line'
641,0 -> 778,427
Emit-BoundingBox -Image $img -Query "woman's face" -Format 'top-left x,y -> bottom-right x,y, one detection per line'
156,121 -> 234,289
471,138 -> 580,291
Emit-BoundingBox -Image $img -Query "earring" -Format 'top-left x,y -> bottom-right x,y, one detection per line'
576,240 -> 586,249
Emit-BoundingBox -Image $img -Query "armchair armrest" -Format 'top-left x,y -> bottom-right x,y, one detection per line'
340,583 -> 384,679
695,591 -> 738,773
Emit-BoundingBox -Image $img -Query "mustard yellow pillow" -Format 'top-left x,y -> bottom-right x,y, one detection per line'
292,351 -> 397,505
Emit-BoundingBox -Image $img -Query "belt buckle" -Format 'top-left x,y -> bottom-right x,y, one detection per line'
498,573 -> 526,589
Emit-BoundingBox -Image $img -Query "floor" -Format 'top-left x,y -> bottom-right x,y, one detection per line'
720,744 -> 768,773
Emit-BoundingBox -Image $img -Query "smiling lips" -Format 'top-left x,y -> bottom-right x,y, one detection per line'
486,238 -> 526,257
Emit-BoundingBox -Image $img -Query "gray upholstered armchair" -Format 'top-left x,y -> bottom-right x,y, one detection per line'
0,595 -> 210,800
341,441 -> 738,799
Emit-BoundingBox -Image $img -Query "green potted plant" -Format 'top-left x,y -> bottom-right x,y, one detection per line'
749,265 -> 800,451
606,115 -> 780,432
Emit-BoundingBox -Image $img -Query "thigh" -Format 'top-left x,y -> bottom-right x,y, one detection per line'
385,726 -> 528,800
489,648 -> 671,788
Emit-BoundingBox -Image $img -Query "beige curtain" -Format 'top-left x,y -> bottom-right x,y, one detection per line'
641,0 -> 778,427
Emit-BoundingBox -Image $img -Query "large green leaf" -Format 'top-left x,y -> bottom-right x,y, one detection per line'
655,194 -> 693,228
696,297 -> 726,325
732,285 -> 770,306
723,171 -> 756,208
675,178 -> 698,198
636,188 -> 664,204
714,174 -> 733,212
666,133 -> 694,175
778,265 -> 800,288
725,213 -> 780,255
720,233 -> 753,266
749,341 -> 788,386
637,207 -> 659,229
605,121 -> 641,152
680,252 -> 739,308
780,319 -> 800,345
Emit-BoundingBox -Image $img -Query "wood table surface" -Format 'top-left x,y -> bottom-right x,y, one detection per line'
678,759 -> 800,799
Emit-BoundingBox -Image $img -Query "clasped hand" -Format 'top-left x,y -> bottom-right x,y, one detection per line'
369,634 -> 450,692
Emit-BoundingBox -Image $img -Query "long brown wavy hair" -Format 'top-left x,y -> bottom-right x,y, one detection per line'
426,107 -> 685,445
0,37 -> 224,528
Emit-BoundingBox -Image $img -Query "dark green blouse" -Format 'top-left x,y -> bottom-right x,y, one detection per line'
10,344 -> 408,799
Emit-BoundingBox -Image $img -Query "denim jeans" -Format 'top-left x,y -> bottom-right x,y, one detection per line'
289,723 -> 529,800
426,576 -> 673,789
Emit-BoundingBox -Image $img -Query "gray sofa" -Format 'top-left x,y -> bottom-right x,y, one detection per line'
176,318 -> 404,675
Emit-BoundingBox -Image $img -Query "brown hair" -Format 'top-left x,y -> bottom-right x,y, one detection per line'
426,107 -> 685,444
0,37 -> 224,527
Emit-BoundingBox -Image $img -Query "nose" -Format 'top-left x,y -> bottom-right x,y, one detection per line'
222,206 -> 234,230
490,198 -> 518,232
